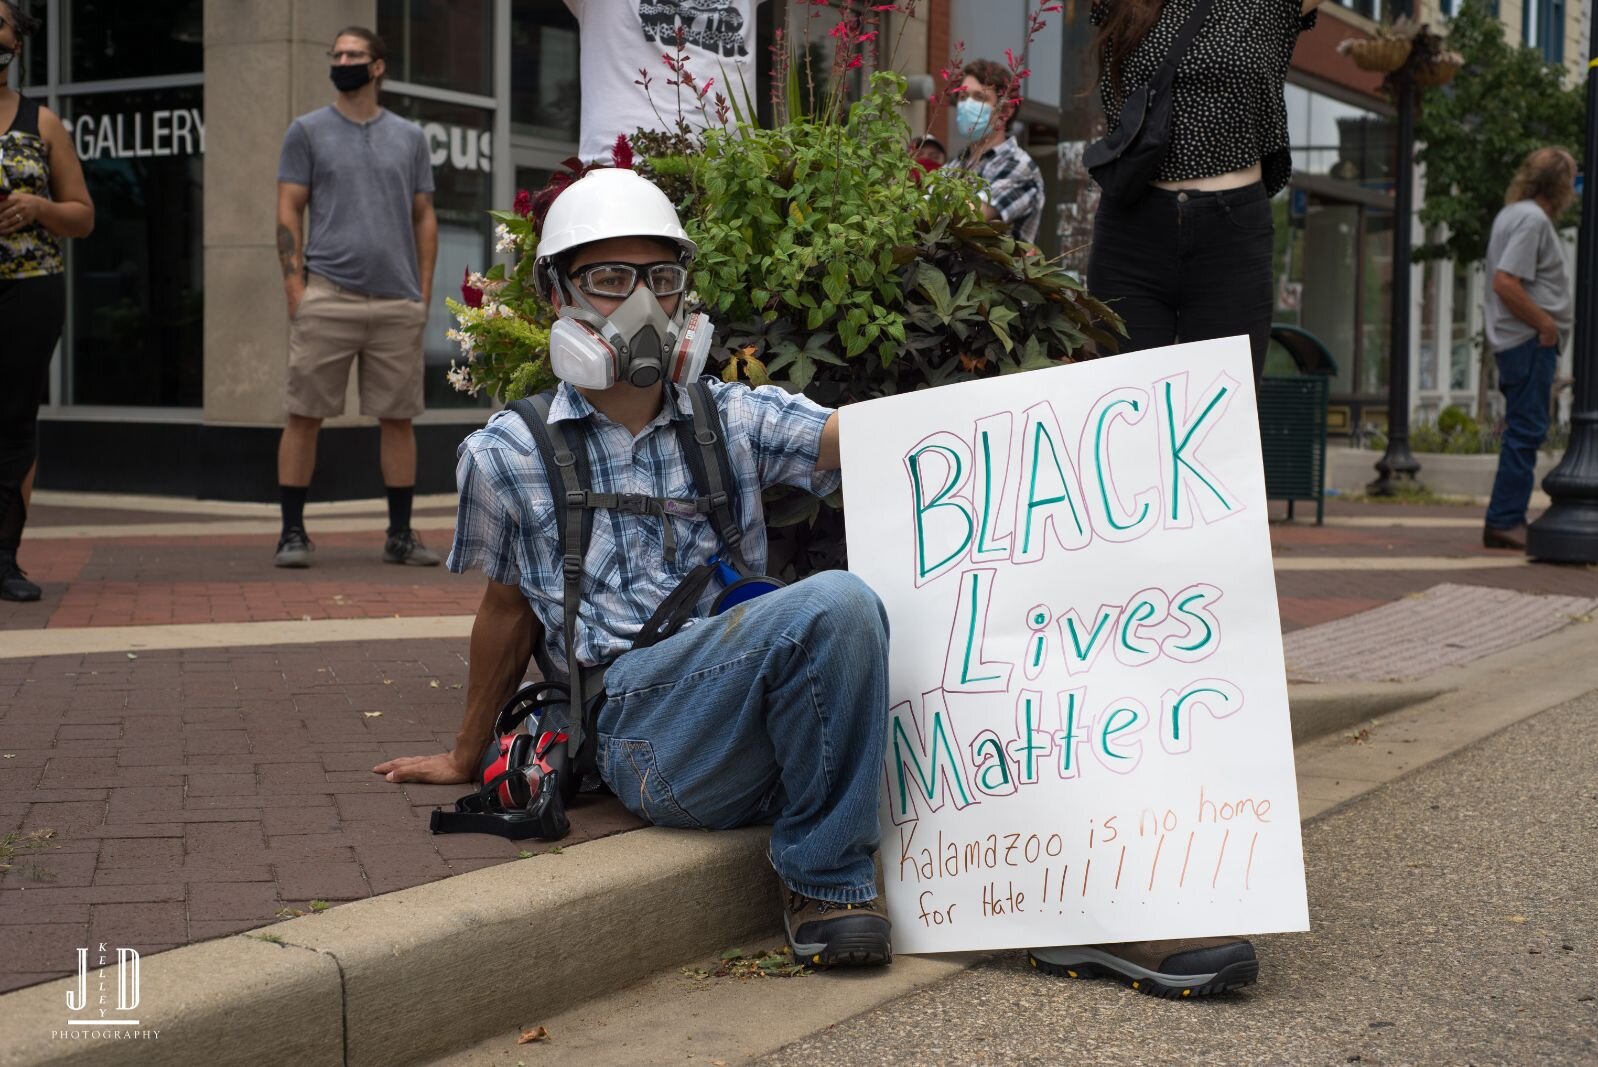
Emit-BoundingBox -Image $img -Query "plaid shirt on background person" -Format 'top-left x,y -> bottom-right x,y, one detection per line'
953,136 -> 1046,244
447,379 -> 841,670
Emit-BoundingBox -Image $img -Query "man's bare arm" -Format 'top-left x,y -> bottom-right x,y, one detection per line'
374,580 -> 542,784
413,191 -> 438,307
1492,270 -> 1559,346
278,181 -> 311,315
817,411 -> 841,471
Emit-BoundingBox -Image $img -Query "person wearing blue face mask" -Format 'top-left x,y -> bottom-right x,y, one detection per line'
947,59 -> 1045,245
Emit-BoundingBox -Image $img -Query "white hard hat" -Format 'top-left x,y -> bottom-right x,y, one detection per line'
534,168 -> 697,265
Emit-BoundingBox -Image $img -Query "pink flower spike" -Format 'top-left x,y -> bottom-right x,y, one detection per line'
858,31 -> 878,42
828,21 -> 848,39
1005,48 -> 1017,68
847,54 -> 864,69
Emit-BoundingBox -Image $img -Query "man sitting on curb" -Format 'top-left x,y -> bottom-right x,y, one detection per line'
372,167 -> 893,967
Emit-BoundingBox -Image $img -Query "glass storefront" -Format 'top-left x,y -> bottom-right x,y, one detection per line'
22,1 -> 206,409
1275,82 -> 1398,433
61,86 -> 205,406
384,93 -> 496,409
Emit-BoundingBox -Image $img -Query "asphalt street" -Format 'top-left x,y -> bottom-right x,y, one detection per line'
760,690 -> 1598,1066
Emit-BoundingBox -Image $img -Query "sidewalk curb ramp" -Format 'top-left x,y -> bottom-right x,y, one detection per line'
0,680 -> 1473,1067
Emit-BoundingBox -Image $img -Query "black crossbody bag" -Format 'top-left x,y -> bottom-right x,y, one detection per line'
1083,0 -> 1218,206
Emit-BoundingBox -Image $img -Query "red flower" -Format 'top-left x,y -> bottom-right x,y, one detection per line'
846,55 -> 864,69
513,188 -> 532,217
612,134 -> 635,170
461,268 -> 484,309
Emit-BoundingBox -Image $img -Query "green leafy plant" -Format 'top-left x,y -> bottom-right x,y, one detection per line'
446,202 -> 558,403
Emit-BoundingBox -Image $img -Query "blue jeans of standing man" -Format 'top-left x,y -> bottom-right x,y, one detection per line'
596,570 -> 889,903
1485,337 -> 1559,530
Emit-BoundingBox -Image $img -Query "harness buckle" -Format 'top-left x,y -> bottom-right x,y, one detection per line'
694,429 -> 717,446
562,554 -> 583,580
566,490 -> 586,508
554,450 -> 577,468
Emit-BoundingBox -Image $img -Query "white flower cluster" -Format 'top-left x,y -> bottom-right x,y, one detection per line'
445,327 -> 476,359
494,224 -> 518,254
465,271 -> 508,296
446,360 -> 481,397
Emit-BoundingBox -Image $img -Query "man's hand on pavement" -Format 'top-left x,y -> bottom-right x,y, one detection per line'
373,750 -> 476,784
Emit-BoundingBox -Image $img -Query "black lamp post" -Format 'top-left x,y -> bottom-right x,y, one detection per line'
1369,0 -> 1421,495
1526,22 -> 1598,563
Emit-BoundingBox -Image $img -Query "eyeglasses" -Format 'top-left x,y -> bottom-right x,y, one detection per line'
326,49 -> 374,62
568,261 -> 688,299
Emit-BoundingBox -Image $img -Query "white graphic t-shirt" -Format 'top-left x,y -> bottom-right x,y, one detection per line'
565,0 -> 761,161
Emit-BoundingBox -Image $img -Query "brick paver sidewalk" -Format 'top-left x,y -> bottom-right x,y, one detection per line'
2,494 -> 1596,995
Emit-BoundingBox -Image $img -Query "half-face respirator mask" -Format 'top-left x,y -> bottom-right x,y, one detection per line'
546,262 -> 713,390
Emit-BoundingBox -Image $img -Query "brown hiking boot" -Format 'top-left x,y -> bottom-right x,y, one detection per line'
783,890 -> 892,968
1483,524 -> 1527,550
1028,937 -> 1258,999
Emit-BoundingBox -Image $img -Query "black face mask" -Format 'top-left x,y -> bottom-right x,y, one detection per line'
330,63 -> 374,92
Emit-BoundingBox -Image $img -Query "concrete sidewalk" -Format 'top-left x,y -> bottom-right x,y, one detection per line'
2,492 -> 1597,1064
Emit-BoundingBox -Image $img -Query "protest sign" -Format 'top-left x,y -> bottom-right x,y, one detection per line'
840,337 -> 1309,954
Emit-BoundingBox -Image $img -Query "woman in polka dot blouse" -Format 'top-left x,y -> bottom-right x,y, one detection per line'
1026,0 -> 1327,1001
1085,0 -> 1326,383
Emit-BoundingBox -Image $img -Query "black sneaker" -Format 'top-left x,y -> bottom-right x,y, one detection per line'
274,527 -> 314,568
1028,937 -> 1258,999
383,529 -> 441,566
0,549 -> 42,602
783,890 -> 892,968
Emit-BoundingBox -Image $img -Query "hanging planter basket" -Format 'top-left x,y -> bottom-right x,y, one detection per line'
1345,36 -> 1413,73
1412,51 -> 1464,89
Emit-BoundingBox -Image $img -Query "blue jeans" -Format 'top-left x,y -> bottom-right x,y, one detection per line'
1485,337 -> 1558,530
596,570 -> 890,903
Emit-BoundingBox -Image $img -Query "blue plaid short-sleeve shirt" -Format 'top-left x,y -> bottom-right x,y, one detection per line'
447,379 -> 841,670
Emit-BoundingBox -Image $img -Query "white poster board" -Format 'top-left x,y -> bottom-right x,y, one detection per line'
840,337 -> 1309,954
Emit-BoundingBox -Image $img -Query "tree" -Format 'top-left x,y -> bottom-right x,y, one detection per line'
1415,0 -> 1586,265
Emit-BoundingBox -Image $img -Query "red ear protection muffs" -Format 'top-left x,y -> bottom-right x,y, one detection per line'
429,681 -> 576,840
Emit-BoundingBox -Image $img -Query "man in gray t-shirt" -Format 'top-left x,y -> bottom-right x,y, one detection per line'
1481,146 -> 1576,550
271,25 -> 441,570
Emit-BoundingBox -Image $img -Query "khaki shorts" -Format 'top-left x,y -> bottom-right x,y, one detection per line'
286,274 -> 428,419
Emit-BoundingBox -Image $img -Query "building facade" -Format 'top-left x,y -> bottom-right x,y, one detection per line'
13,1 -> 1588,498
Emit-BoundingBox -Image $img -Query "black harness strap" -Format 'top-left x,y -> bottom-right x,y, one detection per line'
510,392 -> 596,761
672,380 -> 746,574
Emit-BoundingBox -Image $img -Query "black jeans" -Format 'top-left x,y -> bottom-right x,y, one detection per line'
1087,183 -> 1274,382
0,273 -> 66,549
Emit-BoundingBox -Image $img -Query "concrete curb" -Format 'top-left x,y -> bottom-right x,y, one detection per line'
0,674 -> 1417,1067
0,828 -> 776,1067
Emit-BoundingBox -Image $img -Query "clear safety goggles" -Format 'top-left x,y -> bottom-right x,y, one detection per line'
568,261 -> 689,299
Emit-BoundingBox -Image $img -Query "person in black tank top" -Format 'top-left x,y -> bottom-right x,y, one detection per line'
0,1 -> 95,602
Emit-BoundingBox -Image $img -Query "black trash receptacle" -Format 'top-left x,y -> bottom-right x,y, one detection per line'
1259,325 -> 1339,525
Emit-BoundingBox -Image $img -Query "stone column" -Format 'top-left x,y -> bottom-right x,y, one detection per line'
201,0 -> 375,429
